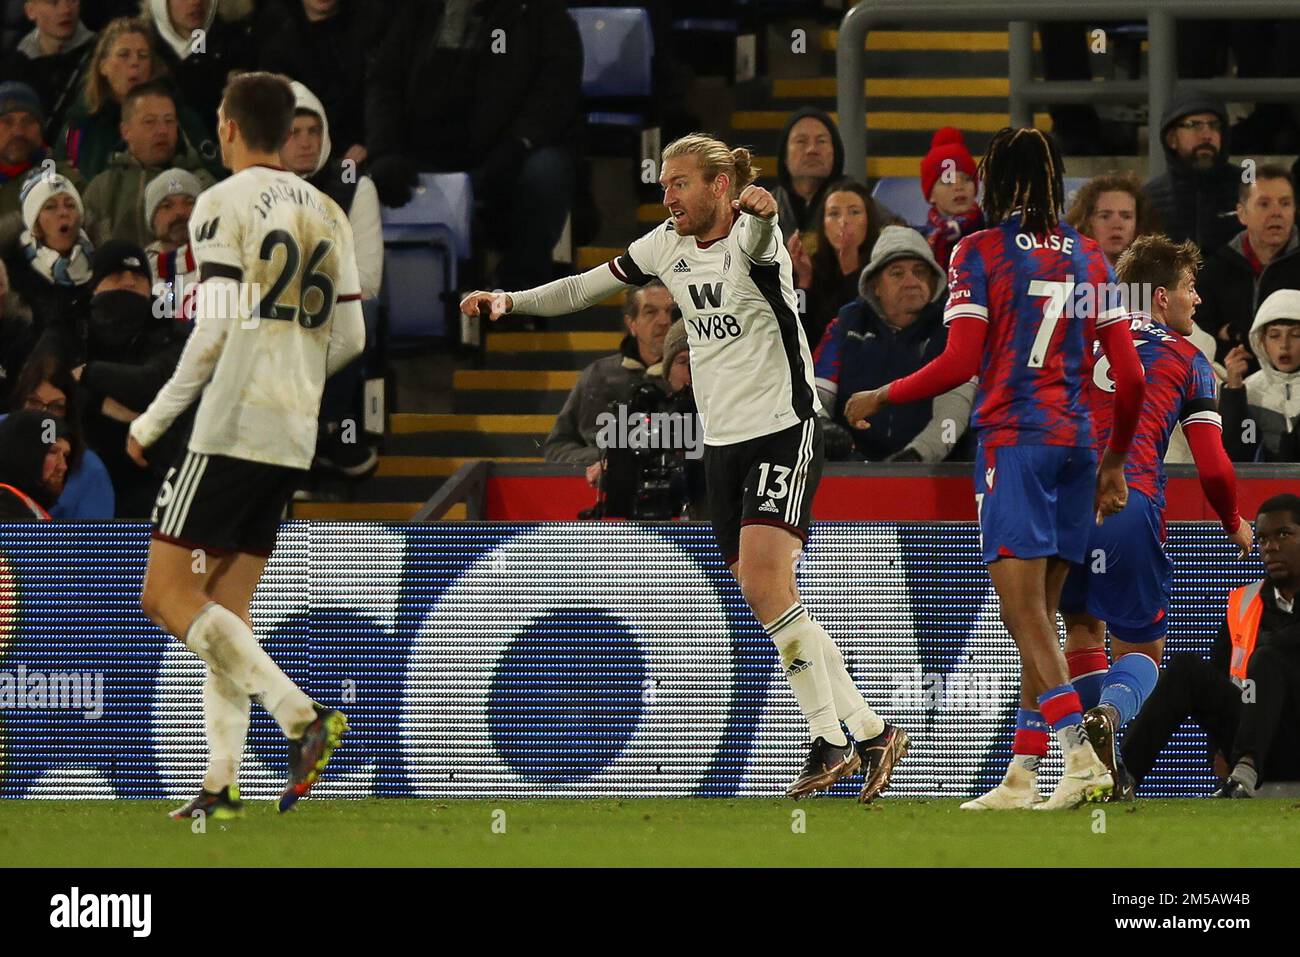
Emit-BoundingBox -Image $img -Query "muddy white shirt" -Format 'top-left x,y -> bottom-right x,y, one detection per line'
130,165 -> 365,470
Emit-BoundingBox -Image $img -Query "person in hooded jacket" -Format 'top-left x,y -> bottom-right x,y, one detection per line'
812,225 -> 974,463
1142,91 -> 1242,259
1,169 -> 102,355
770,107 -> 844,248
280,80 -> 380,299
3,344 -> 113,517
1221,288 -> 1300,463
280,78 -> 380,476
0,407 -> 74,520
139,0 -> 255,137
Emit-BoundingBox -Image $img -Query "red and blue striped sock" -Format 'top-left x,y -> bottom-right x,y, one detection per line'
1012,708 -> 1049,771
1065,648 -> 1109,711
1038,684 -> 1087,756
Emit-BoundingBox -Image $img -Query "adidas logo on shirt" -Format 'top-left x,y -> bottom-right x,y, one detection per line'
672,258 -> 691,273
758,498 -> 780,514
788,657 -> 811,675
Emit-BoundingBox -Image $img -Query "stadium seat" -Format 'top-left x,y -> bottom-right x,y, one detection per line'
871,177 -> 935,229
380,173 -> 473,344
568,7 -> 659,168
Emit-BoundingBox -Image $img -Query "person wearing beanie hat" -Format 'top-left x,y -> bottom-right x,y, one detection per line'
811,225 -> 974,462
920,127 -> 984,269
80,80 -> 216,249
1221,289 -> 1300,463
662,318 -> 691,393
1142,90 -> 1241,257
0,81 -> 86,220
142,167 -> 202,320
1,168 -> 97,353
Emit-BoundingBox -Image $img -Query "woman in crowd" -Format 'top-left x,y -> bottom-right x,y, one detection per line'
55,17 -> 216,180
788,179 -> 897,348
1066,171 -> 1161,266
1,172 -> 101,352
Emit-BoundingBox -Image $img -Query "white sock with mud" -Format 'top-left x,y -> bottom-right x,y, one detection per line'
202,666 -> 249,793
184,602 -> 316,739
765,602 -> 846,746
820,632 -> 885,742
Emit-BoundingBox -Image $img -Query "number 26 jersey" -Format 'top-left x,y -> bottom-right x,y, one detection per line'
187,164 -> 363,469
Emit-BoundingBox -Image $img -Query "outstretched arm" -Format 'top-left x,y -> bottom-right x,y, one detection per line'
460,263 -> 630,321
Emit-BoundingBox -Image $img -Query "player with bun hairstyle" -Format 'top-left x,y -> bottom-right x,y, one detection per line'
462,133 -> 909,803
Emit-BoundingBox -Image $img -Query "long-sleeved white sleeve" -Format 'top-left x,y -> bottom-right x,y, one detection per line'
734,211 -> 779,264
348,176 -> 383,300
508,263 -> 629,317
128,280 -> 235,448
326,297 -> 366,375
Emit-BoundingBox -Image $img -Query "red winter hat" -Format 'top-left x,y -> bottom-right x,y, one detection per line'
920,127 -> 978,201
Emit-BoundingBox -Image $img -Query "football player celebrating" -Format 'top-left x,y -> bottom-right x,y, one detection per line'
462,134 -> 908,802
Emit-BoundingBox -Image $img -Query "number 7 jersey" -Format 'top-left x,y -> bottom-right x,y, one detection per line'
944,216 -> 1128,449
186,164 -> 363,469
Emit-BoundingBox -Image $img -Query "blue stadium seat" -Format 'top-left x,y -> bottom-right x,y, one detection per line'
570,7 -> 653,101
870,177 -> 932,229
380,173 -> 473,343
873,176 -> 1092,230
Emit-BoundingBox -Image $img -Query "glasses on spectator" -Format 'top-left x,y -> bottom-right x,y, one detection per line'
23,396 -> 67,416
1177,119 -> 1222,133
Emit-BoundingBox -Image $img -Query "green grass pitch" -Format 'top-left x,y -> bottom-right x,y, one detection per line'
3,798 -> 1300,867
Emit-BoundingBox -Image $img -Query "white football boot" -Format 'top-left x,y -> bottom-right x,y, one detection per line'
1034,742 -> 1113,810
960,762 -> 1044,810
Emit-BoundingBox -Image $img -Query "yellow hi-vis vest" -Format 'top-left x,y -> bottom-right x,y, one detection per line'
1226,580 -> 1267,684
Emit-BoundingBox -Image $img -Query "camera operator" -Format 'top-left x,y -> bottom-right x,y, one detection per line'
543,280 -> 675,484
591,319 -> 707,520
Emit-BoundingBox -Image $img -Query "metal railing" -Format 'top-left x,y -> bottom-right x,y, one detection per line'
837,0 -> 1300,179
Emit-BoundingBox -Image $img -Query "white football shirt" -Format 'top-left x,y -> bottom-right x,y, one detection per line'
611,212 -> 820,446
131,165 -> 365,470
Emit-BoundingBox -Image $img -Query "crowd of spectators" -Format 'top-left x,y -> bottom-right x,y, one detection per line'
0,0 -> 593,517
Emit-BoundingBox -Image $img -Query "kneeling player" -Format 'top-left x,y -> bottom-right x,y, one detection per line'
965,235 -> 1251,809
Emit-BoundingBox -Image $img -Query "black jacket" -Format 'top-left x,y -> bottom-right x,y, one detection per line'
150,13 -> 255,137
1194,229 -> 1300,363
1142,90 -> 1242,258
771,106 -> 845,243
76,291 -> 191,518
366,0 -> 583,175
0,409 -> 62,519
256,0 -> 381,158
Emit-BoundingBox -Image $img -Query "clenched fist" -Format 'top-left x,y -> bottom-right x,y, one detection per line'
733,184 -> 777,220
459,290 -> 513,322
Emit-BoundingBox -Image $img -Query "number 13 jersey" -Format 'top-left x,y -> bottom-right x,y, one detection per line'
187,164 -> 363,469
610,212 -> 821,447
944,216 -> 1128,449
